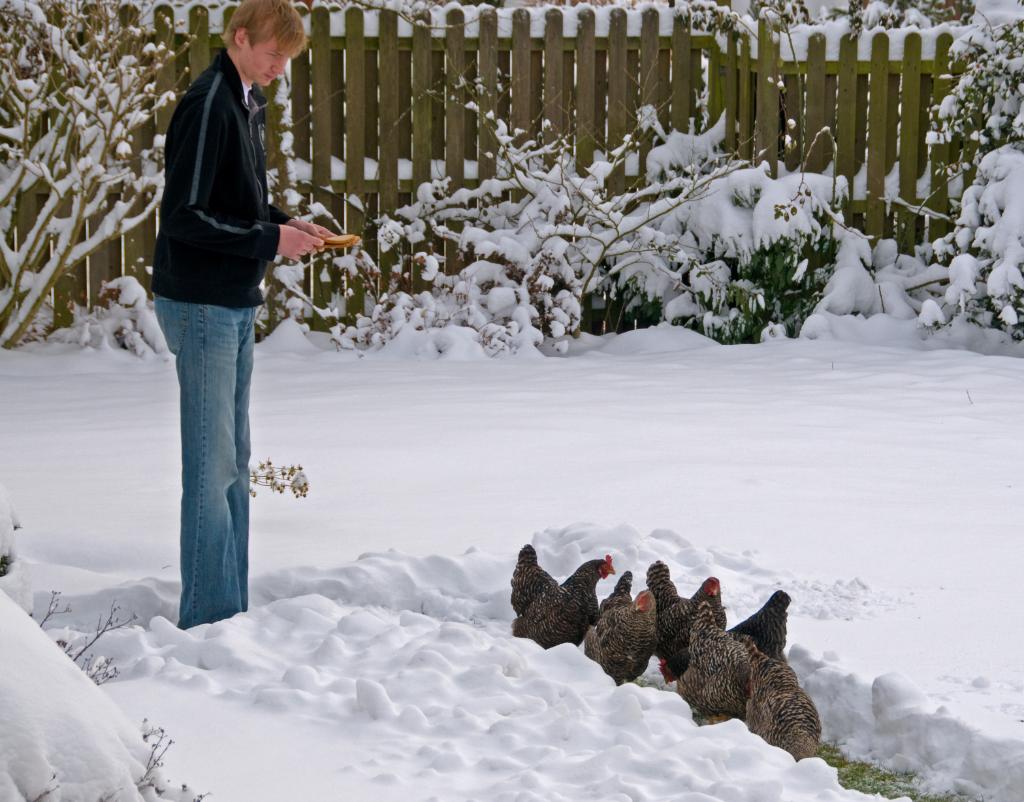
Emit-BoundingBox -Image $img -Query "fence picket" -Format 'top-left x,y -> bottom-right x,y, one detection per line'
154,5 -> 176,134
88,197 -> 120,306
607,9 -> 628,194
311,7 -> 332,211
783,73 -> 802,172
343,7 -> 365,318
805,33 -> 828,172
738,33 -> 752,159
291,48 -> 311,164
52,205 -> 87,331
576,9 -> 596,169
867,33 -> 890,240
125,2 -> 156,290
689,47 -> 702,132
640,8 -> 659,170
755,20 -> 778,177
898,33 -> 922,252
657,48 -> 670,131
595,43 -> 607,151
724,33 -> 738,152
836,34 -> 859,205
708,40 -> 723,125
445,8 -> 466,273
545,9 -> 565,151
379,9 -> 400,214
564,49 -> 576,141
512,10 -> 531,145
188,7 -> 209,84
332,48 -> 345,165
412,12 -> 432,192
431,49 -> 445,163
478,9 -> 498,181
531,48 -> 544,140
377,9 -> 400,285
671,14 -> 692,133
929,33 -> 954,241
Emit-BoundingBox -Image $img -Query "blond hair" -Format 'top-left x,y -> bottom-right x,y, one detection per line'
225,0 -> 306,56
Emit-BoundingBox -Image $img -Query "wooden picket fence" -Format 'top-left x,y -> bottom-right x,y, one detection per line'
44,4 -> 965,329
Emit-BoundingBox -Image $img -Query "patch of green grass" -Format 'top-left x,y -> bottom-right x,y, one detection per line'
816,744 -> 974,802
0,553 -> 9,578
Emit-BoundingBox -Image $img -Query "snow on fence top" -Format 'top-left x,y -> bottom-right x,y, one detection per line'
162,2 -> 718,39
153,1 -> 971,59
777,20 -> 971,60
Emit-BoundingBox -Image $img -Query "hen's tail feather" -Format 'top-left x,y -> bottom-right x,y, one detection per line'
517,544 -> 538,564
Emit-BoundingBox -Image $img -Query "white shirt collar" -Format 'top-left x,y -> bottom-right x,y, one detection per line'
242,80 -> 253,107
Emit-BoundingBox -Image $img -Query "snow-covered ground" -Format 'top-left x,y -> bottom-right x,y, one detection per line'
2,317 -> 1024,801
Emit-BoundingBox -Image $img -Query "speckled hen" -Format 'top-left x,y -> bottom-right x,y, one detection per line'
676,599 -> 750,722
511,544 -> 554,618
743,639 -> 821,760
510,546 -> 615,649
599,570 -> 634,616
584,586 -> 657,685
728,590 -> 790,660
646,561 -> 726,677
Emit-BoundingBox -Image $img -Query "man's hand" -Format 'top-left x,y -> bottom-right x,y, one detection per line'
277,224 -> 323,260
286,219 -> 335,240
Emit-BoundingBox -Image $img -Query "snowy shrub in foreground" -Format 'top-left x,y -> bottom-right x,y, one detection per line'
0,482 -> 30,613
928,8 -> 1024,337
0,591 -> 201,801
0,0 -> 178,348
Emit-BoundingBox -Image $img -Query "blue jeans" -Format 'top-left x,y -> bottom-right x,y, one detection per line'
155,297 -> 257,629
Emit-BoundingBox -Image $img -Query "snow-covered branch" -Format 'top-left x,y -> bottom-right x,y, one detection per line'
0,0 -> 181,348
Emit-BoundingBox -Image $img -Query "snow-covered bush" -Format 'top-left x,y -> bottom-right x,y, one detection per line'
935,147 -> 1024,334
335,111 -> 753,353
928,8 -> 1024,336
48,276 -> 168,356
336,126 -> 608,354
0,0 -> 178,348
629,131 -> 849,342
0,482 -> 30,613
333,101 -> 858,351
751,0 -> 811,26
828,0 -> 973,31
0,591 -> 201,800
937,8 -> 1024,158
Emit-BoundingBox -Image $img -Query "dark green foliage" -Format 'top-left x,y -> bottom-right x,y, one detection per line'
730,235 -> 838,343
620,278 -> 665,331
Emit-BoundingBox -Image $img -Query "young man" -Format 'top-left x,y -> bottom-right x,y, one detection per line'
153,0 -> 330,628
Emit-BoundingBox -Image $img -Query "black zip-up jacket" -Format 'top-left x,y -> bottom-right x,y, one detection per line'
153,50 -> 290,307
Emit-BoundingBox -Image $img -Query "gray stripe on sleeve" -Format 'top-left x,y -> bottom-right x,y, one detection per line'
194,209 -> 260,236
189,73 -> 224,206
